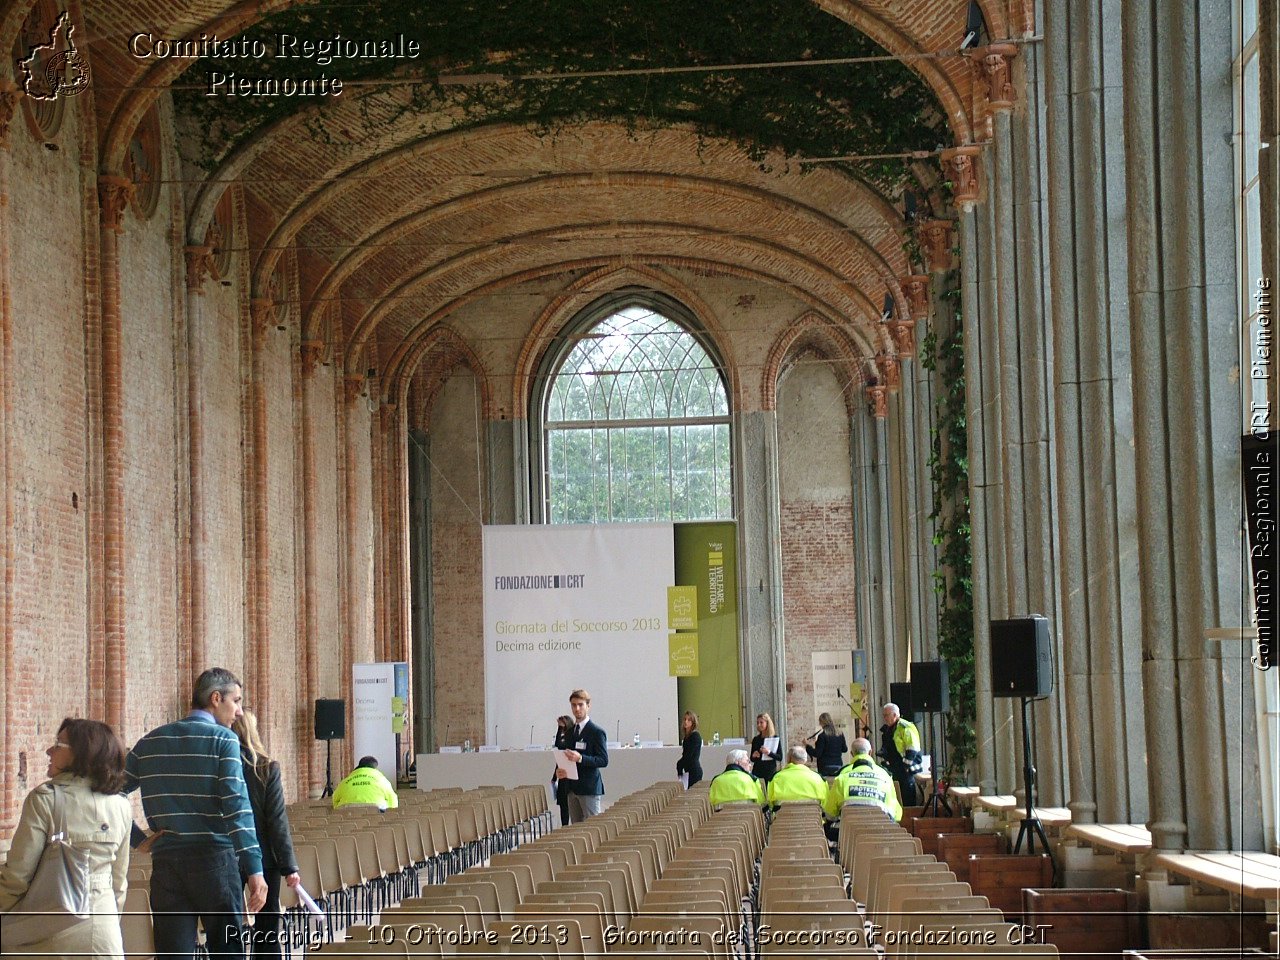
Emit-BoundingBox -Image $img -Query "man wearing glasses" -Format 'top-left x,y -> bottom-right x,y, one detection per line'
124,667 -> 267,958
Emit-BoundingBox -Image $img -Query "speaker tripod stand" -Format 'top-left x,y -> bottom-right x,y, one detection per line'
1012,695 -> 1052,858
921,712 -> 952,816
320,739 -> 335,798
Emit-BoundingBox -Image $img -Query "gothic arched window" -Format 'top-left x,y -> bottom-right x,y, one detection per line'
540,299 -> 732,523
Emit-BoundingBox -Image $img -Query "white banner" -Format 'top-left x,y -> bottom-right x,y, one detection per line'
811,651 -> 854,736
483,524 -> 677,749
353,662 -> 400,776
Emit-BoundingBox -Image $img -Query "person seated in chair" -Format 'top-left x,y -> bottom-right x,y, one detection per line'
766,745 -> 829,808
707,749 -> 765,808
332,755 -> 398,811
824,738 -> 902,823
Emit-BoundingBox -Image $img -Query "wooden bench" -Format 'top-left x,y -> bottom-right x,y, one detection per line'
1061,823 -> 1151,888
1147,852 -> 1279,951
947,785 -> 981,815
1023,886 -> 1142,960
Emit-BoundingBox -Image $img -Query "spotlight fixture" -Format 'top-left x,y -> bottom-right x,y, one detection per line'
903,190 -> 918,223
881,292 -> 894,323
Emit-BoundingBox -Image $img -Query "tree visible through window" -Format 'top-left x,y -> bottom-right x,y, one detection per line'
544,303 -> 732,523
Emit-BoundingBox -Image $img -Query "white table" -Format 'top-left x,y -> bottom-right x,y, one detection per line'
416,743 -> 738,800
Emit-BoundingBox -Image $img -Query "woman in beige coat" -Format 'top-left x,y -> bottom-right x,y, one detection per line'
0,717 -> 132,958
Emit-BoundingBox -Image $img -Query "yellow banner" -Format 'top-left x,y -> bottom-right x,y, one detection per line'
669,633 -> 700,677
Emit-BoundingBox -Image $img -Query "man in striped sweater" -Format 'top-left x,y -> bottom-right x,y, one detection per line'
125,667 -> 267,958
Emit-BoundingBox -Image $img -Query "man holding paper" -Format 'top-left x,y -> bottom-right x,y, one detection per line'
555,689 -> 609,821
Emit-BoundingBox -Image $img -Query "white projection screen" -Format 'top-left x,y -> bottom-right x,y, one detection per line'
483,523 -> 678,748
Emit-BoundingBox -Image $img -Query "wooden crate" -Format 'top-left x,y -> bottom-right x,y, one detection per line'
1023,887 -> 1142,960
967,853 -> 1053,918
937,831 -> 1007,875
911,816 -> 972,858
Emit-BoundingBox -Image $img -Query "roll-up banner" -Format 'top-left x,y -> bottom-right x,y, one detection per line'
353,662 -> 403,775
483,523 -> 678,748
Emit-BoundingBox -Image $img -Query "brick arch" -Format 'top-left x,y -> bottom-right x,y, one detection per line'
812,0 -> 975,143
353,222 -> 889,378
393,325 -> 494,431
379,249 -> 884,397
299,163 -> 908,346
96,0 -> 294,173
761,311 -> 867,417
511,263 -> 739,421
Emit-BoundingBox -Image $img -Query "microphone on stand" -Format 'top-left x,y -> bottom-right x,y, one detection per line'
494,725 -> 498,748
616,721 -> 621,742
444,723 -> 452,747
529,724 -> 535,745
657,717 -> 661,744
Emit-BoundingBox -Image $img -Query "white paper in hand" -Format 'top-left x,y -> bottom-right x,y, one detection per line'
295,883 -> 324,917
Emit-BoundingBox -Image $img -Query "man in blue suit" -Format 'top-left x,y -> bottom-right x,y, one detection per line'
556,688 -> 609,821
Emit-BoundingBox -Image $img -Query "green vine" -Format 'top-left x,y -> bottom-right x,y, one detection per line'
173,0 -> 943,190
918,284 -> 975,781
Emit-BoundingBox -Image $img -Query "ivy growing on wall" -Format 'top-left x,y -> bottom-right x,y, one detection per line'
918,284 -> 976,780
175,0 -> 943,189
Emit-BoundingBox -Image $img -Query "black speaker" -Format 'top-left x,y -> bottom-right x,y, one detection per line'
889,681 -> 915,720
910,660 -> 950,712
314,699 -> 345,740
990,615 -> 1054,697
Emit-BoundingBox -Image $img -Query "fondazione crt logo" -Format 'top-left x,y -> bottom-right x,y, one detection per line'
19,11 -> 91,101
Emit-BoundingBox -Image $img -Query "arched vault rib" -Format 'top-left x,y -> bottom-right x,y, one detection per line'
379,252 -> 883,392
509,263 -> 742,420
98,0 -> 296,172
350,222 -> 889,377
301,171 -> 909,342
812,0 -> 973,143
252,123 -> 912,302
762,310 -> 867,417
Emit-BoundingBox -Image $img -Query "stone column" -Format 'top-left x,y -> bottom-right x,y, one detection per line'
1122,0 -> 1257,853
1041,0 -> 1149,826
895,314 -> 939,664
487,418 -> 525,525
98,175 -> 134,734
407,426 -> 436,753
883,355 -> 925,668
849,402 -> 881,709
858,385 -> 899,705
735,410 -> 785,738
960,198 -> 1016,794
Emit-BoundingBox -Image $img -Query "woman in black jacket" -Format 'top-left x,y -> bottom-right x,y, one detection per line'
552,714 -> 574,825
749,712 -> 779,783
676,711 -> 703,787
805,711 -> 848,778
233,710 -> 300,957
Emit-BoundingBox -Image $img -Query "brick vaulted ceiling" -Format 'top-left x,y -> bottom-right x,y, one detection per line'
8,0 -> 1027,396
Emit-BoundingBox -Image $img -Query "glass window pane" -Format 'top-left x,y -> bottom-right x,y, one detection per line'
543,302 -> 732,522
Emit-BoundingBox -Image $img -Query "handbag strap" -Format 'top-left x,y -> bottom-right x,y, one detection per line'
48,783 -> 68,843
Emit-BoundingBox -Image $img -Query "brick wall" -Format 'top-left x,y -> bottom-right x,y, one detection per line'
117,174 -> 182,741
5,92 -> 92,805
776,362 -> 858,748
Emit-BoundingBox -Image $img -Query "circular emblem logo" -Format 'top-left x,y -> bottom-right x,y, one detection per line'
44,50 -> 90,99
